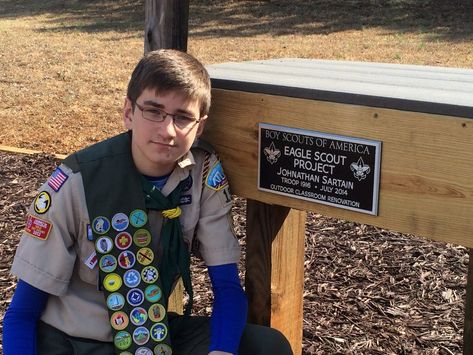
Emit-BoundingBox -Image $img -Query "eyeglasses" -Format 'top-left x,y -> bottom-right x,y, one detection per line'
134,102 -> 201,130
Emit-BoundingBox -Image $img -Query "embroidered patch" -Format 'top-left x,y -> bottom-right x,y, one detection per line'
85,251 -> 98,269
144,285 -> 162,303
114,330 -> 132,350
154,344 -> 172,355
179,194 -> 192,205
133,327 -> 150,346
129,209 -> 147,228
103,273 -> 122,292
86,224 -> 94,241
150,323 -> 168,342
127,288 -> 144,306
100,254 -> 117,273
205,161 -> 228,191
133,229 -> 151,247
148,303 -> 166,322
107,292 -> 125,311
92,216 -> 110,235
115,232 -> 132,250
34,191 -> 51,214
47,167 -> 68,192
24,214 -> 52,240
112,212 -> 129,232
111,311 -> 129,330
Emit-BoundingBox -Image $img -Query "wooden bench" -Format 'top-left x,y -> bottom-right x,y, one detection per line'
198,59 -> 473,354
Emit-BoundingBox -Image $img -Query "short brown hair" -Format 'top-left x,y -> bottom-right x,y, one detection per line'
127,49 -> 211,116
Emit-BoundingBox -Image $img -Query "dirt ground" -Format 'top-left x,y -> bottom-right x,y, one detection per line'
1,0 -> 472,354
0,152 -> 468,354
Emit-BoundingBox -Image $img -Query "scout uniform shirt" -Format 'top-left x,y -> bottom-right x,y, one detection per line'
11,137 -> 240,342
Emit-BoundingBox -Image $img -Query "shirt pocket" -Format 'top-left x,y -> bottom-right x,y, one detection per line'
76,222 -> 99,286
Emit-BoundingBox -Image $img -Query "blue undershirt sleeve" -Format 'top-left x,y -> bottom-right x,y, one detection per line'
3,279 -> 49,355
208,263 -> 248,354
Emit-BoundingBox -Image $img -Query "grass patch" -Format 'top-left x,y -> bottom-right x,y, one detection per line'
0,0 -> 472,154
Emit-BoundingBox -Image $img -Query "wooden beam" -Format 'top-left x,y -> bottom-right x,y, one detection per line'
245,200 -> 305,354
203,89 -> 473,248
144,0 -> 190,53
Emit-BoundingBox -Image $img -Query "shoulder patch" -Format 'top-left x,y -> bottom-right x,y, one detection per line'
34,191 -> 52,214
205,161 -> 229,191
24,214 -> 53,240
47,167 -> 69,192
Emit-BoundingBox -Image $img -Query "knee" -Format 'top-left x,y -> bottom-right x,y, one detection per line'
240,324 -> 293,355
264,327 -> 293,355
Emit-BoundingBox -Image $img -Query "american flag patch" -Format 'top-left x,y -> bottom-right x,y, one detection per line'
48,167 -> 68,192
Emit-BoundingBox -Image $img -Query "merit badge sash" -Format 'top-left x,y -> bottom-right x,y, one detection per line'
92,210 -> 172,355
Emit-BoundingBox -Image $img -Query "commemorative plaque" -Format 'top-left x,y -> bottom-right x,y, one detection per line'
258,123 -> 382,215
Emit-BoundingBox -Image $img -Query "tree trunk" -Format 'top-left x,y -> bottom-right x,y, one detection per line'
144,0 -> 190,53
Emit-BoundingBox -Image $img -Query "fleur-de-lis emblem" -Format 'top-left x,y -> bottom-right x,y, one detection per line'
264,142 -> 281,164
350,157 -> 371,181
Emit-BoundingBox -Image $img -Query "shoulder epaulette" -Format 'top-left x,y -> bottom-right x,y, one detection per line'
191,139 -> 216,155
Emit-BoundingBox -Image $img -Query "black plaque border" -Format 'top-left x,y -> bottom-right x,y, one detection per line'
258,123 -> 382,215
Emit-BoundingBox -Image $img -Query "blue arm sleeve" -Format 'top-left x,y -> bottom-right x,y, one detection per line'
208,263 -> 248,354
3,279 -> 49,355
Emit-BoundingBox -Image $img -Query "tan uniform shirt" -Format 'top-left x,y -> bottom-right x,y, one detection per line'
11,148 -> 240,341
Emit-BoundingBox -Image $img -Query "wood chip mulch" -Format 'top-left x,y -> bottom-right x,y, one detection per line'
0,151 -> 468,354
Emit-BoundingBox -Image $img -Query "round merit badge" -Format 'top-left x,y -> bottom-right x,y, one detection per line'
144,285 -> 162,303
135,346 -> 153,355
130,209 -> 148,228
110,311 -> 129,330
148,303 -> 166,323
118,250 -> 136,269
107,292 -> 125,311
95,236 -> 113,254
100,254 -> 117,273
103,273 -> 122,292
92,216 -> 110,235
115,232 -> 132,250
130,307 -> 148,326
154,344 -> 172,355
127,288 -> 144,307
34,191 -> 51,214
133,229 -> 152,247
133,327 -> 150,346
137,247 -> 154,266
150,323 -> 168,342
114,330 -> 132,350
112,212 -> 129,232
141,266 -> 159,284
123,269 -> 141,288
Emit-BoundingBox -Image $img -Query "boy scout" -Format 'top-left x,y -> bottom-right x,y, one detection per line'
3,50 -> 293,355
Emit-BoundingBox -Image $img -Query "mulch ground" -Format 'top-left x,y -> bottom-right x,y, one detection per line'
0,151 -> 468,354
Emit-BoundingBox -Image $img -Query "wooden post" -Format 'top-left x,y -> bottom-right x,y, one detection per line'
246,199 -> 306,355
144,0 -> 190,53
464,249 -> 473,353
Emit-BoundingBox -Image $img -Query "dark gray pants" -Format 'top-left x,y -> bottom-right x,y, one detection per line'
37,315 -> 293,355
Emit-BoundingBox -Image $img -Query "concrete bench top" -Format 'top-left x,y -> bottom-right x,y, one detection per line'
207,59 -> 473,119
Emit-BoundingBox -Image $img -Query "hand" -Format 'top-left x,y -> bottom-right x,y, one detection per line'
208,352 -> 233,355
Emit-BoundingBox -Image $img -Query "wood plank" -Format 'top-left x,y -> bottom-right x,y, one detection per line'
270,208 -> 306,355
245,200 -> 290,325
245,200 -> 305,354
0,145 -> 66,159
207,59 -> 473,110
203,89 -> 473,247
